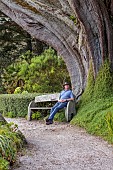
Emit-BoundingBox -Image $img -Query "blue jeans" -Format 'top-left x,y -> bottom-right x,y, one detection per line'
48,102 -> 67,120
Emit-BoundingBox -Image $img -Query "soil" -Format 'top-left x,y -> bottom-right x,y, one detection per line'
6,118 -> 113,170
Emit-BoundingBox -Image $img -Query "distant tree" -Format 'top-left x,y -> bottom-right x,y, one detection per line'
0,11 -> 47,93
2,48 -> 70,93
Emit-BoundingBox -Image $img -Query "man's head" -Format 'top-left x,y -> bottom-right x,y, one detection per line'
63,82 -> 71,90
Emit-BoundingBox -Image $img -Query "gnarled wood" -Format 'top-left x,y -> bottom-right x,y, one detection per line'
0,0 -> 113,94
0,0 -> 88,95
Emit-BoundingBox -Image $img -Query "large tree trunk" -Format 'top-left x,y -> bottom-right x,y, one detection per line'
70,0 -> 113,75
0,0 -> 113,95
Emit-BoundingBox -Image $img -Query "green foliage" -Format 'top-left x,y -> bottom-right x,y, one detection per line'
69,15 -> 77,24
71,98 -> 113,143
0,158 -> 9,170
21,90 -> 28,94
2,48 -> 70,94
6,112 -> 16,118
0,122 -> 26,169
94,60 -> 113,99
0,135 -> 17,164
14,87 -> 28,95
14,87 -> 22,94
31,112 -> 42,120
0,93 -> 39,118
80,61 -> 95,105
54,111 -> 66,122
71,60 -> 113,143
0,12 -> 30,76
105,112 -> 113,137
0,12 -> 47,94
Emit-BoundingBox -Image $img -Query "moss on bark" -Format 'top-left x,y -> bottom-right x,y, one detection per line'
13,0 -> 41,14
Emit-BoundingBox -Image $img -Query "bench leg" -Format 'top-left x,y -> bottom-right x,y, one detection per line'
27,107 -> 32,121
65,101 -> 76,122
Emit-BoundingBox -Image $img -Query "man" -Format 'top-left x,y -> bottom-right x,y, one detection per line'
46,82 -> 74,125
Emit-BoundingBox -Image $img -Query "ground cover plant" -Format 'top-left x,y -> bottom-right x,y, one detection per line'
0,121 -> 26,170
71,61 -> 113,144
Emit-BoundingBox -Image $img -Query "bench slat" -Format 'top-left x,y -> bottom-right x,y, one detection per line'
35,93 -> 60,102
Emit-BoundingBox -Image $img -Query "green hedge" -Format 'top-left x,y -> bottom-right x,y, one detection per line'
0,93 -> 40,117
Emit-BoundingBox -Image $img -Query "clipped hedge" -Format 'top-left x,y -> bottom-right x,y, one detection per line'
0,93 -> 40,117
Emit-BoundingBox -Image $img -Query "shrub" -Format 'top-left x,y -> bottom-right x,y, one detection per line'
14,87 -> 21,94
31,111 -> 42,120
21,90 -> 28,94
0,122 -> 26,169
0,135 -> 17,164
2,48 -> 70,94
0,93 -> 40,118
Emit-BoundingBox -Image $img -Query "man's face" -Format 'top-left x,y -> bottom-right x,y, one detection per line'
64,84 -> 70,90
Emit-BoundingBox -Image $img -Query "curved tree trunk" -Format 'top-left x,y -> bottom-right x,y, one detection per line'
70,0 -> 113,75
0,0 -> 113,95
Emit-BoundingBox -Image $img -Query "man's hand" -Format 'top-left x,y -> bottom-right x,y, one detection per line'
58,98 -> 74,103
58,99 -> 67,103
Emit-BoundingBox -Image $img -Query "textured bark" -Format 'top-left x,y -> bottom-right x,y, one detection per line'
70,0 -> 113,74
0,0 -> 113,95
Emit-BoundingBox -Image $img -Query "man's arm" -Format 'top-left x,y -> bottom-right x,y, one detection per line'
65,98 -> 74,102
58,98 -> 74,102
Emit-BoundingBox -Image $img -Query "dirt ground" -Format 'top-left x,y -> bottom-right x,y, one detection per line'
6,118 -> 113,170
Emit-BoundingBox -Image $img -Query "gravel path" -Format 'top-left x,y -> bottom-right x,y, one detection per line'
6,118 -> 113,170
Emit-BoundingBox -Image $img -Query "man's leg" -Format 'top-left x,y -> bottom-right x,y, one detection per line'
50,102 -> 60,115
48,102 -> 67,120
46,102 -> 60,123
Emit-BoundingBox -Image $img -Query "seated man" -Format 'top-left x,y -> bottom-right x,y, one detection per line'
46,82 -> 74,125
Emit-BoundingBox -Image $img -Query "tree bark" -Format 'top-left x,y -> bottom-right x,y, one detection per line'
0,0 -> 113,95
70,0 -> 113,74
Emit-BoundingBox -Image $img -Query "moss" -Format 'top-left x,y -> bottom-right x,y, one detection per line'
71,60 -> 113,144
94,60 -> 113,99
80,61 -> 95,105
13,0 -> 41,14
69,15 -> 77,24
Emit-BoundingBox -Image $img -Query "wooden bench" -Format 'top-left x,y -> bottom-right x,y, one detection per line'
27,93 -> 76,122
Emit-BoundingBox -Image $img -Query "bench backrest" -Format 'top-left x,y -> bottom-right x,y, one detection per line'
35,93 -> 60,103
